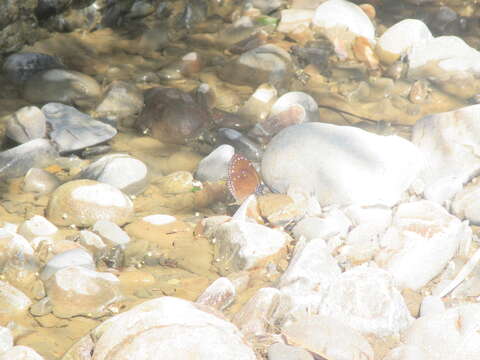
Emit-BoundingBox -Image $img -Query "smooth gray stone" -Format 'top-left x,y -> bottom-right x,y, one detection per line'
42,103 -> 117,154
3,52 -> 64,85
0,139 -> 58,180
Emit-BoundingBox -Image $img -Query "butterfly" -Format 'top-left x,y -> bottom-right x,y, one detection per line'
227,153 -> 261,203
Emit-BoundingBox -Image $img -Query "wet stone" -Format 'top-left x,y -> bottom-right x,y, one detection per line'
40,248 -> 95,281
0,139 -> 58,180
218,44 -> 293,90
78,154 -> 149,196
23,69 -> 102,109
42,103 -> 117,155
195,144 -> 234,182
5,106 -> 47,144
0,280 -> 32,315
92,220 -> 130,247
23,168 -> 61,194
45,265 -> 122,318
3,52 -> 64,85
46,179 -> 133,227
94,80 -> 144,126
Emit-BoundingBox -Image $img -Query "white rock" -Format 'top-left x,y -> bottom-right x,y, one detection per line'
383,345 -> 429,360
142,214 -> 176,225
232,287 -> 281,336
0,228 -> 34,262
319,265 -> 412,337
0,281 -> 32,314
79,154 -> 149,195
262,123 -> 423,207
78,230 -> 106,250
46,265 -> 122,318
40,248 -> 95,281
92,220 -> 130,247
376,200 -> 470,290
88,297 -> 256,360
282,314 -> 374,360
17,215 -> 57,241
0,327 -> 13,355
343,205 -> 392,227
267,342 -> 314,360
451,179 -> 480,225
412,105 -> 480,204
404,304 -> 480,359
278,238 -> 341,294
214,220 -> 289,272
420,296 -> 445,317
408,36 -> 480,98
313,0 -> 375,42
377,19 -> 433,64
0,346 -> 44,360
195,145 -> 234,182
278,9 -> 315,34
292,209 -> 351,243
196,277 -> 236,311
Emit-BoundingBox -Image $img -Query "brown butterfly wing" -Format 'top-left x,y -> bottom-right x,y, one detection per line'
227,154 -> 261,203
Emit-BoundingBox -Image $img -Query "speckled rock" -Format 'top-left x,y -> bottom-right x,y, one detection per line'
45,265 -> 122,318
23,69 -> 101,109
5,106 -> 47,144
46,179 -> 133,227
42,103 -> 117,155
78,154 -> 148,195
63,296 -> 256,360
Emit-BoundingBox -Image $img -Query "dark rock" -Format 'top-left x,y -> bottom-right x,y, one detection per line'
3,52 -> 65,85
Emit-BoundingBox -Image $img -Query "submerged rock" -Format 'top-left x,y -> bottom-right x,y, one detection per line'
23,69 -> 101,109
0,139 -> 58,180
262,123 -> 423,207
45,265 -> 122,318
135,87 -> 208,145
218,44 -> 293,90
42,102 -> 117,154
46,179 -> 133,227
78,154 -> 149,195
3,52 -> 64,85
